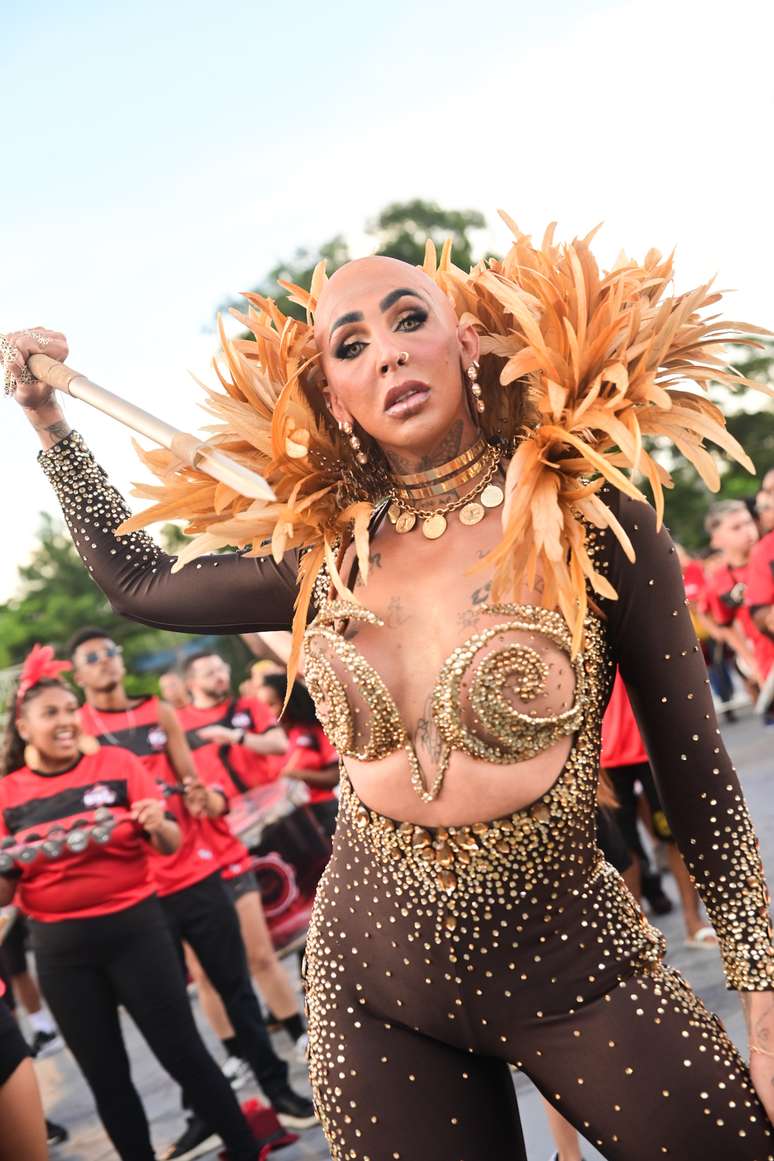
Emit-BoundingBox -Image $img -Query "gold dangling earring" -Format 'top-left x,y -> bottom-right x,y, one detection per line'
341,420 -> 368,466
23,744 -> 41,770
467,361 -> 484,413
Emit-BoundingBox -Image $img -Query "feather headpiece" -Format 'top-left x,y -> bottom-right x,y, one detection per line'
17,644 -> 72,708
118,214 -> 770,679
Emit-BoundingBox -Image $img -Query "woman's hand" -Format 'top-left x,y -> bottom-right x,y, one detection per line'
744,991 -> 774,1124
131,797 -> 167,834
2,328 -> 68,407
2,327 -> 73,449
183,777 -> 211,818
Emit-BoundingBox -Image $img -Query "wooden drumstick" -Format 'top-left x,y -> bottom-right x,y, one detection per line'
12,344 -> 276,502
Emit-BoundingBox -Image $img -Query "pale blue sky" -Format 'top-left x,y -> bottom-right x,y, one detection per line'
2,0 -> 772,598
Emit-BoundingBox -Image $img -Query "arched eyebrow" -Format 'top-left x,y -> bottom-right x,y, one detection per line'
329,310 -> 364,337
329,288 -> 429,338
378,287 -> 428,312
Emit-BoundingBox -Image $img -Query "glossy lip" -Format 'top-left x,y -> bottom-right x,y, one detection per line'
383,379 -> 431,414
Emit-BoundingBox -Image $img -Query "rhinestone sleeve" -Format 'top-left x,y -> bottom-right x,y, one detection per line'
598,489 -> 774,991
38,431 -> 300,633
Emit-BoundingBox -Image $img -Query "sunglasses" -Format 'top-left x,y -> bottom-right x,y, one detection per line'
80,645 -> 123,666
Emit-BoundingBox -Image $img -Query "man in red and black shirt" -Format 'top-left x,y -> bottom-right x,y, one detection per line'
179,652 -> 288,791
701,501 -> 774,690
69,629 -> 315,1145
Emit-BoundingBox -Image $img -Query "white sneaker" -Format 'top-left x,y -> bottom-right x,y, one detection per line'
221,1055 -> 251,1091
294,1032 -> 309,1063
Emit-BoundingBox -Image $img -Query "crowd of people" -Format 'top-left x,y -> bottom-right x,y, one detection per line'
2,464 -> 773,1160
0,632 -> 336,1160
2,234 -> 774,1161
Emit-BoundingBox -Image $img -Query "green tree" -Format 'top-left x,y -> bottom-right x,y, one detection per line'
367,199 -> 486,270
0,515 -> 253,701
237,199 -> 488,321
655,346 -> 774,549
253,234 -> 351,321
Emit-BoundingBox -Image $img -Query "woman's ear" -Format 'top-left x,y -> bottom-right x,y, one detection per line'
320,384 -> 351,430
15,718 -> 29,743
309,364 -> 351,431
457,318 -> 480,368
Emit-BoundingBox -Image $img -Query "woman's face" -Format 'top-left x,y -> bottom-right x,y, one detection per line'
314,256 -> 479,462
17,686 -> 81,767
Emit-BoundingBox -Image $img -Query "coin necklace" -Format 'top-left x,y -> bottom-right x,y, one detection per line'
387,444 -> 504,540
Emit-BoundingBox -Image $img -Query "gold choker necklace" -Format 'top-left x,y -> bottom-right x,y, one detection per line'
386,442 -> 504,540
391,437 -> 488,488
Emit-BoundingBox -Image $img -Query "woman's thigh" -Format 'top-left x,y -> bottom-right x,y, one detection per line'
36,952 -> 131,1090
0,1057 -> 47,1161
522,966 -> 773,1161
307,1000 -> 526,1161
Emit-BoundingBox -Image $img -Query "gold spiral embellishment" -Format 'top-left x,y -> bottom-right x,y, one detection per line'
432,613 -> 585,765
303,650 -> 354,755
304,623 -> 405,761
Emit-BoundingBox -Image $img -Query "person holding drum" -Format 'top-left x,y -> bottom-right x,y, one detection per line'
0,645 -> 267,1161
67,626 -> 316,1157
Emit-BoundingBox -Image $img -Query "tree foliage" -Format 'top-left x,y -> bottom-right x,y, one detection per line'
0,515 -> 251,700
242,198 -> 487,320
657,347 -> 774,548
366,199 -> 486,270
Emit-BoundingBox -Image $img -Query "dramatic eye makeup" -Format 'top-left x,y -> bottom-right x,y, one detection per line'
331,289 -> 430,360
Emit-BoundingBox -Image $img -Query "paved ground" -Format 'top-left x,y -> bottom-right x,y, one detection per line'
33,707 -> 774,1161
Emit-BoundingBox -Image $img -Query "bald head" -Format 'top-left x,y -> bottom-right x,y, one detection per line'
314,255 -> 457,347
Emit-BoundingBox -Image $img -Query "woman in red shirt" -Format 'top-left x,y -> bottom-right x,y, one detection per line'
0,648 -> 264,1161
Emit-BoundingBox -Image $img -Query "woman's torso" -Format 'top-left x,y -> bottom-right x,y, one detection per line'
0,750 -> 157,922
304,509 -> 611,828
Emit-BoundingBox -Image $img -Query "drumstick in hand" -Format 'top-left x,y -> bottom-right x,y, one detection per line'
6,340 -> 275,502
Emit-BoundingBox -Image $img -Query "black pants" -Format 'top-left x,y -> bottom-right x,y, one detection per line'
607,760 -> 674,851
159,872 -> 288,1101
32,896 -> 258,1161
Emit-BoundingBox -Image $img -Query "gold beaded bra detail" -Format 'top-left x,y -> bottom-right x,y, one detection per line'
304,599 -> 587,803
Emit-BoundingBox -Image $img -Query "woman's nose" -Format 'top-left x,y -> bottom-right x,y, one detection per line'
379,348 -> 409,376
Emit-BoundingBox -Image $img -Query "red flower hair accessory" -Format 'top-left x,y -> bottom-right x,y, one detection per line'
16,644 -> 72,708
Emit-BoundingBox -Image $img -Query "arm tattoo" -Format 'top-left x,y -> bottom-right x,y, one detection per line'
34,418 -> 71,442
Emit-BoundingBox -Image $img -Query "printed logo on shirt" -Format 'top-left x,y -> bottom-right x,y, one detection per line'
147,726 -> 168,751
295,733 -> 315,748
721,581 -> 746,609
197,848 -> 215,861
82,783 -> 118,809
230,712 -> 252,731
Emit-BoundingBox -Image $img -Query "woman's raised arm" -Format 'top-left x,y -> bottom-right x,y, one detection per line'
38,431 -> 299,633
6,328 -> 299,634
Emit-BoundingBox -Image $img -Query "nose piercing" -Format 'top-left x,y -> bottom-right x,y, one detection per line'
397,351 -> 409,366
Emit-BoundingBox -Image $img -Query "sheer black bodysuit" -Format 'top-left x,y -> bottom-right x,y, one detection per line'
40,432 -> 774,1160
